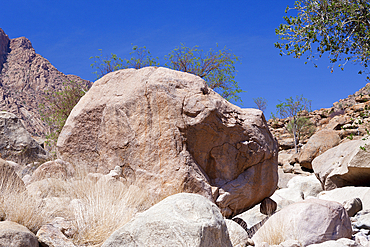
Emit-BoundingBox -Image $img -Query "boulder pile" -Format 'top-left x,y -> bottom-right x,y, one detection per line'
2,66 -> 370,246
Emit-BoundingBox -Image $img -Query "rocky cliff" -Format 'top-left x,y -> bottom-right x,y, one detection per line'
0,28 -> 91,138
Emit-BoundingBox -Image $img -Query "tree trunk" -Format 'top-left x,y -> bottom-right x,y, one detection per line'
292,116 -> 298,153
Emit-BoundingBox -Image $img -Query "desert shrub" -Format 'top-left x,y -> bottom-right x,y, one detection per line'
0,171 -> 54,233
39,80 -> 90,152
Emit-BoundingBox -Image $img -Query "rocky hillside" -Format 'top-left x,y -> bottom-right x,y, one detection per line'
0,28 -> 91,138
269,82 -> 370,151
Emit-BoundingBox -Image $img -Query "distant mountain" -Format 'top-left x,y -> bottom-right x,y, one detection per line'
0,28 -> 91,138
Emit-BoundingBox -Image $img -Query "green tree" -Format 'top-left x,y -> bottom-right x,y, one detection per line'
253,97 -> 267,112
275,0 -> 370,77
90,45 -> 159,79
39,80 -> 90,150
91,43 -> 243,102
275,95 -> 312,153
165,43 -> 243,102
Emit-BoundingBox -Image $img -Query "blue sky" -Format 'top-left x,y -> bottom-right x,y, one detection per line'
1,1 -> 367,119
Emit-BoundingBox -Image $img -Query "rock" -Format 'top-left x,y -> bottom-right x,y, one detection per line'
355,95 -> 370,103
30,159 -> 74,182
273,174 -> 322,203
0,111 -> 48,165
277,167 -> 296,189
0,221 -> 39,247
278,138 -> 295,150
277,240 -> 302,247
37,224 -> 76,247
26,178 -> 69,199
225,219 -> 249,247
312,137 -> 370,190
0,28 -> 9,72
0,158 -> 25,193
234,204 -> 269,234
343,198 -> 363,217
318,187 -> 370,210
282,163 -> 294,173
260,197 -> 277,216
354,232 -> 369,246
352,210 -> 370,230
57,67 -> 278,217
101,193 -> 233,247
326,115 -> 348,130
278,151 -> 294,166
306,238 -> 359,247
298,129 -> 340,169
252,199 -> 352,246
0,28 -> 91,137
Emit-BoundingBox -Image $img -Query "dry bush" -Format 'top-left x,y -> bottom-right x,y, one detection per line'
0,168 -> 55,233
66,178 -> 152,246
0,162 -> 179,246
253,214 -> 305,247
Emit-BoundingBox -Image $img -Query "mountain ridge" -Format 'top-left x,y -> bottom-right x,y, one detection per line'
0,28 -> 91,138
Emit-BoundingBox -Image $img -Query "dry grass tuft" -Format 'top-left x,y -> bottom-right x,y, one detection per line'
0,163 -> 180,246
67,177 -> 151,246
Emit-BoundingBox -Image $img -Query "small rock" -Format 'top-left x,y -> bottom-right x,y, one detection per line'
343,198 -> 362,217
0,221 -> 39,247
37,224 -> 76,247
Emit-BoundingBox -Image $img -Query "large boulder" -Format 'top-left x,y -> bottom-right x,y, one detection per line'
252,199 -> 352,246
298,129 -> 340,169
0,221 -> 39,247
57,67 -> 278,217
0,111 -> 48,165
312,137 -> 370,190
101,193 -> 233,247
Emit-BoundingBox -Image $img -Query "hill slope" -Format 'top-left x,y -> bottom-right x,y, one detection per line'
0,28 -> 91,138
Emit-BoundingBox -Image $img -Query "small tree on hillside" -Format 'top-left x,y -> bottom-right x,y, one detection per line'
286,116 -> 316,144
276,95 -> 312,153
253,97 -> 267,112
39,80 -> 91,151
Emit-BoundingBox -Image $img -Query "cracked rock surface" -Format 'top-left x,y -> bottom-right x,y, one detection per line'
57,67 -> 278,217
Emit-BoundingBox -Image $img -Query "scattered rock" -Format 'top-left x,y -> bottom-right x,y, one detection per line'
313,138 -> 370,190
343,198 -> 363,217
37,224 -> 76,247
101,193 -> 233,247
252,199 -> 352,246
306,238 -> 358,247
318,187 -> 370,210
225,219 -> 249,247
273,174 -> 322,203
31,159 -> 74,182
352,210 -> 370,230
277,167 -> 296,189
260,197 -> 277,216
57,67 -> 278,217
298,129 -> 340,169
0,111 -> 48,165
0,221 -> 39,247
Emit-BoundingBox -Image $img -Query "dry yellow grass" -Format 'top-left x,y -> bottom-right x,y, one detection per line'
0,163 -> 181,246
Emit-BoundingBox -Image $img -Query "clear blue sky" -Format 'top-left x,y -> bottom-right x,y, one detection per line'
1,1 -> 367,119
